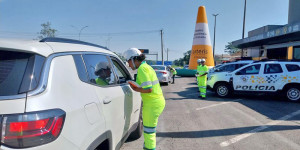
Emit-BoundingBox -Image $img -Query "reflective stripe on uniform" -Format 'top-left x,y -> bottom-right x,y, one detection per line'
144,126 -> 156,134
143,145 -> 156,150
152,80 -> 159,85
141,80 -> 159,87
141,81 -> 152,87
199,86 -> 206,88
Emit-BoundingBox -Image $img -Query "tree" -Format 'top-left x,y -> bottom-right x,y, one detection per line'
174,50 -> 191,66
224,42 -> 240,55
37,22 -> 57,39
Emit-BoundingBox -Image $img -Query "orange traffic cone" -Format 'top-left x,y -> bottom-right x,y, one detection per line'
189,6 -> 215,70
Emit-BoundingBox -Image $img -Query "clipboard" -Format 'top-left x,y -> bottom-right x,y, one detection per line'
127,81 -> 141,88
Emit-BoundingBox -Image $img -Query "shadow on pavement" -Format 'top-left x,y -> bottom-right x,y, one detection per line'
157,125 -> 300,138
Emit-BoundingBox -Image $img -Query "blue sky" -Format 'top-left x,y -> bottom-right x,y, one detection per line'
0,0 -> 288,61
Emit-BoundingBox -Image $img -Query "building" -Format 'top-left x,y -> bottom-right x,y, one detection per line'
232,0 -> 300,60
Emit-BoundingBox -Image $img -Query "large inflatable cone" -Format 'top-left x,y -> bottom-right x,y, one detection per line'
188,6 -> 215,69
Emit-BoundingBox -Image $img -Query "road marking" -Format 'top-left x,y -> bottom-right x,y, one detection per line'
195,99 -> 242,111
220,109 -> 300,147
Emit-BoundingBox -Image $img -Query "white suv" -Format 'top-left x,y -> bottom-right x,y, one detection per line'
0,38 -> 142,149
209,60 -> 253,74
207,60 -> 300,101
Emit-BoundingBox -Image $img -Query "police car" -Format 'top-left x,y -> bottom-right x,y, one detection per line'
207,60 -> 300,101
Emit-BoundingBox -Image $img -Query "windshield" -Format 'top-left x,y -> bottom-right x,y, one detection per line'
0,51 -> 45,96
152,66 -> 165,70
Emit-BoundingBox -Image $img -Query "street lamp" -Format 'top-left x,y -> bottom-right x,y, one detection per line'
79,26 -> 88,40
212,14 -> 219,58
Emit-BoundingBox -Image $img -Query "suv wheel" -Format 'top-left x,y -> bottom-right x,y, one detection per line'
285,86 -> 300,101
215,83 -> 231,97
128,106 -> 143,140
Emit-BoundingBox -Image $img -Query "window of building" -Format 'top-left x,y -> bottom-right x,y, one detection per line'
264,64 -> 283,74
267,48 -> 287,60
293,46 -> 300,60
82,54 -> 116,86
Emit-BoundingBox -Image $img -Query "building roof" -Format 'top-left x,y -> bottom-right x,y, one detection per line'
232,22 -> 300,49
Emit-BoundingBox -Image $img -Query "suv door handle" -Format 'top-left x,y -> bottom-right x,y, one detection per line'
103,98 -> 112,104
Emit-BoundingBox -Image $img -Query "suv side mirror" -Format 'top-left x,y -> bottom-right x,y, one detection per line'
119,77 -> 127,84
235,71 -> 241,75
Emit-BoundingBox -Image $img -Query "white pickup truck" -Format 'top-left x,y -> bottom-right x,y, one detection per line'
207,61 -> 300,101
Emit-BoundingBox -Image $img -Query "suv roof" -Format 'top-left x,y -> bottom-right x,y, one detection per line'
253,59 -> 300,63
0,37 -> 113,57
223,60 -> 253,64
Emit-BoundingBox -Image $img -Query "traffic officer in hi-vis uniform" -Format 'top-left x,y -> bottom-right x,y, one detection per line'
197,59 -> 208,98
123,48 -> 165,150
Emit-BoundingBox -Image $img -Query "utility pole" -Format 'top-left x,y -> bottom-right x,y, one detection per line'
212,14 -> 219,58
167,48 -> 169,62
242,0 -> 247,39
241,0 -> 247,58
160,29 -> 164,65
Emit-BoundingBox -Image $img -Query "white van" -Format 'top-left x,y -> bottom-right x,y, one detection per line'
0,38 -> 142,149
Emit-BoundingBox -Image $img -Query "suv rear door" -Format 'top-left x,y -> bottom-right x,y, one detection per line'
0,50 -> 45,114
260,63 -> 285,91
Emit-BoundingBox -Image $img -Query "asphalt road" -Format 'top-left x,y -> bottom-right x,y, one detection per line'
121,77 -> 300,150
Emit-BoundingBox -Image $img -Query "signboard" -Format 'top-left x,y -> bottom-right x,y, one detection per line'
156,61 -> 172,65
139,49 -> 149,54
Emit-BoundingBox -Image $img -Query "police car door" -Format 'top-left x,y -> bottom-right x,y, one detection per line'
261,63 -> 284,91
233,64 -> 262,91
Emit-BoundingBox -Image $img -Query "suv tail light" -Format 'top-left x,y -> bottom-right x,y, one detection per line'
160,71 -> 167,74
1,109 -> 66,148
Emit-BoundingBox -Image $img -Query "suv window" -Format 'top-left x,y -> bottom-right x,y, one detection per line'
286,64 -> 300,72
73,55 -> 89,82
216,64 -> 234,72
110,57 -> 132,84
0,51 -> 45,96
235,63 -> 248,69
264,64 -> 283,74
237,64 -> 261,75
83,54 -> 117,86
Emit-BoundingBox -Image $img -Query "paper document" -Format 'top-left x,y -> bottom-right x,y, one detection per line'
127,81 -> 141,88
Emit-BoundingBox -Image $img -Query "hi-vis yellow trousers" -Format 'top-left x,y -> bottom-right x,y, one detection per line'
143,100 -> 165,150
197,76 -> 207,98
